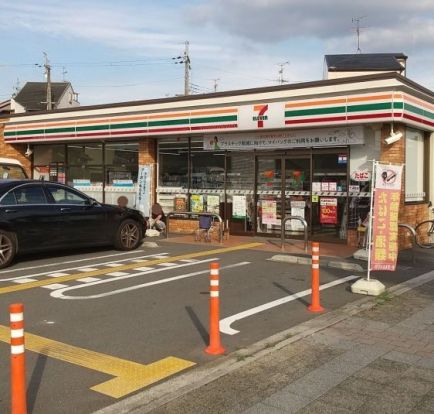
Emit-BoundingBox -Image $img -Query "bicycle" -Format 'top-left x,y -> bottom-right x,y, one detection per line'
415,207 -> 434,248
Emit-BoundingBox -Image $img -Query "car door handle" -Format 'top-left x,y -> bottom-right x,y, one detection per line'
60,207 -> 71,212
5,209 -> 18,213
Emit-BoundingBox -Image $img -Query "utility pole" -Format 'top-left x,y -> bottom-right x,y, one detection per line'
43,52 -> 52,110
212,78 -> 220,93
277,61 -> 289,85
173,41 -> 191,96
352,16 -> 366,53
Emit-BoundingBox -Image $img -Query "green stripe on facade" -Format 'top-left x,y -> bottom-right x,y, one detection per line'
148,118 -> 189,127
404,103 -> 434,120
110,121 -> 148,129
7,128 -> 46,136
190,115 -> 237,124
285,106 -> 346,117
347,102 -> 396,112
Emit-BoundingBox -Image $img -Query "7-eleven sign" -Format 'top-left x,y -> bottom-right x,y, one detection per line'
252,104 -> 269,128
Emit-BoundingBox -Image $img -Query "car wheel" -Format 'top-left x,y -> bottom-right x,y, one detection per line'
114,219 -> 142,250
0,230 -> 16,269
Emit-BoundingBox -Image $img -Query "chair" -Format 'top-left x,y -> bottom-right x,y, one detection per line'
195,215 -> 213,242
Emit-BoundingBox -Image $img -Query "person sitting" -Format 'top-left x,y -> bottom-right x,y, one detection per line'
150,202 -> 166,233
117,196 -> 128,209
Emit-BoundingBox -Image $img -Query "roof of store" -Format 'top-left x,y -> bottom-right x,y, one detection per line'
325,53 -> 407,72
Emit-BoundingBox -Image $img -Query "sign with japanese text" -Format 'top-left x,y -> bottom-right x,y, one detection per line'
319,197 -> 338,224
371,163 -> 403,271
204,126 -> 364,151
136,164 -> 152,217
232,195 -> 246,218
261,200 -> 278,225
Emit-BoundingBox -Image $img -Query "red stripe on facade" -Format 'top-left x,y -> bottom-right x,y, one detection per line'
347,113 -> 393,120
403,113 -> 434,127
148,127 -> 191,133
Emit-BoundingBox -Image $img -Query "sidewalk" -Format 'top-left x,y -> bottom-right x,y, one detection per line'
141,271 -> 434,414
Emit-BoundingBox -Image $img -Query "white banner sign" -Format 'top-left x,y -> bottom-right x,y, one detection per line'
232,195 -> 247,218
136,165 -> 152,216
204,126 -> 364,150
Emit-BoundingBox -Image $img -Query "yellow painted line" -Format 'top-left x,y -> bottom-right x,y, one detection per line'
0,325 -> 194,398
0,242 -> 263,295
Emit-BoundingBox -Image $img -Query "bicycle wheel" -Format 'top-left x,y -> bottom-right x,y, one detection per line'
415,220 -> 434,248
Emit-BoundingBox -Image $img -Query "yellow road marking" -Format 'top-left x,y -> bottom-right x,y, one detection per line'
0,325 -> 195,398
0,242 -> 263,295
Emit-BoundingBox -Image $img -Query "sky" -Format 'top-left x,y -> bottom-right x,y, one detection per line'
0,0 -> 433,106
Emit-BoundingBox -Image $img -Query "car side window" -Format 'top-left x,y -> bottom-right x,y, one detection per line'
0,191 -> 17,205
46,185 -> 88,205
14,186 -> 47,205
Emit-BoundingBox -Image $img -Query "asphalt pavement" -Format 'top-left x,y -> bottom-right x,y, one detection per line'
0,236 -> 432,414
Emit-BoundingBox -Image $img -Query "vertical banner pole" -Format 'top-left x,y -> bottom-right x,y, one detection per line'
366,160 -> 376,282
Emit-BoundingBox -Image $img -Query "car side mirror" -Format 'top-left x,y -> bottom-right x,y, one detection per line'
87,198 -> 99,207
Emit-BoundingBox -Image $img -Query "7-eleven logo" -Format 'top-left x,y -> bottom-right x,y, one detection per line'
252,104 -> 269,128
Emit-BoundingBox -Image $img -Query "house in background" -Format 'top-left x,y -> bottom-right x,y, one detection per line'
10,82 -> 80,113
324,53 -> 407,79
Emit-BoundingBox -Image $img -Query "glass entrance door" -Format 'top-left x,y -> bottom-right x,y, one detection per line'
284,157 -> 311,236
256,157 -> 283,235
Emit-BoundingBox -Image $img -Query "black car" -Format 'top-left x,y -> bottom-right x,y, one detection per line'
0,180 -> 146,268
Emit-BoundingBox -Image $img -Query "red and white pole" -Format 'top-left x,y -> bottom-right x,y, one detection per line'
205,262 -> 225,355
10,303 -> 27,414
308,242 -> 324,313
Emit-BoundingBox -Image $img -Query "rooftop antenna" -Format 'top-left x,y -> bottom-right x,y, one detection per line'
62,66 -> 68,82
12,78 -> 20,98
277,61 -> 289,85
352,16 -> 366,53
212,78 -> 220,93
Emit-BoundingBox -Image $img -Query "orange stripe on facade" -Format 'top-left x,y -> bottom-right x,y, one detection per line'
285,94 -> 398,109
5,107 -> 238,131
253,105 -> 267,111
403,94 -> 434,111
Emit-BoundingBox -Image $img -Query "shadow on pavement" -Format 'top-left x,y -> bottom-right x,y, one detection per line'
185,306 -> 209,346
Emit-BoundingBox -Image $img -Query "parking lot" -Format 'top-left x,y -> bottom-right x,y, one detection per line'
0,238 -> 431,414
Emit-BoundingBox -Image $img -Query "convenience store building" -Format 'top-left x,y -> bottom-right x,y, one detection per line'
1,71 -> 433,247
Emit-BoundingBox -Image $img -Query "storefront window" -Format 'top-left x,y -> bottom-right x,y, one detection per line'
405,128 -> 425,202
67,144 -> 103,202
33,145 -> 66,182
104,142 -> 138,207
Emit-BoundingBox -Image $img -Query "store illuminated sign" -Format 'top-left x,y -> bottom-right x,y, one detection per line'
252,104 -> 269,128
204,126 -> 364,150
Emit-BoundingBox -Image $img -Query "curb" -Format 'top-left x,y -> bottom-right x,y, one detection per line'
268,254 -> 365,272
141,241 -> 159,248
94,269 -> 434,414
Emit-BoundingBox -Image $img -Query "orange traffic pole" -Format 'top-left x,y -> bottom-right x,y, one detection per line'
10,303 -> 27,414
308,242 -> 324,313
205,262 -> 225,355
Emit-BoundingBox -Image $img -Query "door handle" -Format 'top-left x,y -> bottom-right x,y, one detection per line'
5,209 -> 18,213
60,207 -> 71,212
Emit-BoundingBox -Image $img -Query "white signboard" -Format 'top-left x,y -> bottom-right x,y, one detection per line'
136,165 -> 152,217
232,195 -> 246,218
289,200 -> 306,230
351,170 -> 371,182
204,126 -> 364,151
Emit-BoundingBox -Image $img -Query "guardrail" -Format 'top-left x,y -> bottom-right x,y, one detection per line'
165,211 -> 224,244
281,216 -> 308,253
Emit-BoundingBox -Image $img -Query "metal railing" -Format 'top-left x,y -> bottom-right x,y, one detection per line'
165,211 -> 224,244
281,216 -> 308,253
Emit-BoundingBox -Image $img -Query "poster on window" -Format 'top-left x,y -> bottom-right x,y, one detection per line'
232,195 -> 246,218
174,197 -> 187,212
136,164 -> 152,217
191,194 -> 204,213
262,200 -> 278,225
320,197 -> 338,224
207,195 -> 220,214
371,163 -> 403,271
289,200 -> 306,230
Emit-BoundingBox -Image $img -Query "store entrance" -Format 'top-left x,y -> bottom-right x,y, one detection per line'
255,150 -> 348,242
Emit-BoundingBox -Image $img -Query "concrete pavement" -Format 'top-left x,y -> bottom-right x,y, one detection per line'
97,265 -> 434,414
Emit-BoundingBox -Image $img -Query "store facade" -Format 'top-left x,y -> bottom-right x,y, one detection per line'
1,72 -> 433,247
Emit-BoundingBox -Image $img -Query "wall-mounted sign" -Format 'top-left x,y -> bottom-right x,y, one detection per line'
204,126 -> 364,151
232,195 -> 246,218
351,170 -> 371,182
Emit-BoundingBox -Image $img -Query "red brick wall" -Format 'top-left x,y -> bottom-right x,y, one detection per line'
380,123 -> 429,249
0,122 -> 32,176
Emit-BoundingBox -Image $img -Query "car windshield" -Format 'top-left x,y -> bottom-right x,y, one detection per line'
0,164 -> 27,179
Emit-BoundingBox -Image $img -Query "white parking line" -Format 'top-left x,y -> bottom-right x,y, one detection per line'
13,278 -> 38,284
51,261 -> 250,300
0,250 -> 158,274
0,253 -> 169,282
157,263 -> 178,267
219,275 -> 360,335
78,268 -> 99,272
47,272 -> 70,278
77,277 -> 101,283
42,284 -> 69,290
